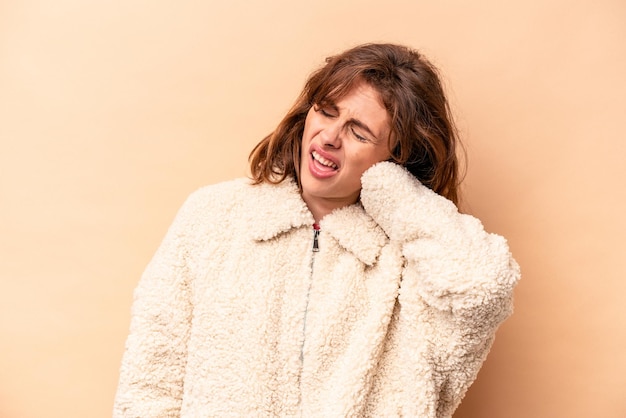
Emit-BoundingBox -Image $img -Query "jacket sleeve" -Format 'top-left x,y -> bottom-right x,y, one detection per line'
360,162 -> 521,414
113,191 -> 203,418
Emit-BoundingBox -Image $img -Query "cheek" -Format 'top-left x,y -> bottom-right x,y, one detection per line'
352,147 -> 390,170
301,119 -> 315,152
347,154 -> 378,183
371,145 -> 392,165
302,110 -> 319,138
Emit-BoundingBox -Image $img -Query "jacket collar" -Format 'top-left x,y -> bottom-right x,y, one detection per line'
248,178 -> 387,266
319,204 -> 387,266
247,178 -> 314,241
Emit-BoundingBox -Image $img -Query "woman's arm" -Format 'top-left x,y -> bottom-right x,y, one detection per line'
113,193 -> 202,418
360,162 -> 521,413
361,161 -> 519,312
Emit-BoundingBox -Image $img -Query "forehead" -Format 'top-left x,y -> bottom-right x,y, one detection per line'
321,79 -> 386,108
337,82 -> 386,112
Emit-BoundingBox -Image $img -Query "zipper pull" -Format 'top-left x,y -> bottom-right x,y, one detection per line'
312,224 -> 320,252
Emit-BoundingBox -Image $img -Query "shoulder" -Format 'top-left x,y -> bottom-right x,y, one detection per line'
176,177 -> 305,233
186,177 -> 253,203
180,177 -> 266,216
165,178 -> 253,235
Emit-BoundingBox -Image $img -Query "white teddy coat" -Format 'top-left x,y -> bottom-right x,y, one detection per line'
113,162 -> 520,417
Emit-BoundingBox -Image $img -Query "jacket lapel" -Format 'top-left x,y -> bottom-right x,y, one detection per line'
321,203 -> 387,266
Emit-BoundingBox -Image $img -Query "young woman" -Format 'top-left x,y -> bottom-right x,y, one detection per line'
114,43 -> 520,417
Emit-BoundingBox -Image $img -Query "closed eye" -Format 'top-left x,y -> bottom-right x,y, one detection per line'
348,118 -> 378,143
351,128 -> 368,142
320,108 -> 335,118
314,103 -> 338,118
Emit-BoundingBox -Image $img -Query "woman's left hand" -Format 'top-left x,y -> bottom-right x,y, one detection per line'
360,161 -> 458,243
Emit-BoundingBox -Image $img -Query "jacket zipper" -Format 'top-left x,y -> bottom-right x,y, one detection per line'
300,228 -> 318,359
298,227 -> 319,412
312,228 -> 320,252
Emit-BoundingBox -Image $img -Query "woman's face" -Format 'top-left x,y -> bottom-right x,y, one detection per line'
300,80 -> 392,220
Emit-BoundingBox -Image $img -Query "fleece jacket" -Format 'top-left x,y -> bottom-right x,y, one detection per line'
113,162 -> 521,417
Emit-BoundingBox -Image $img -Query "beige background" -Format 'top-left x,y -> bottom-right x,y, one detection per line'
1,0 -> 625,417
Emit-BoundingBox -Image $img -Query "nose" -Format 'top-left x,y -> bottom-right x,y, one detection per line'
321,120 -> 342,149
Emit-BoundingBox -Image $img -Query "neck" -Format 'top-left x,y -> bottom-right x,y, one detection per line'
302,193 -> 359,224
306,200 -> 333,224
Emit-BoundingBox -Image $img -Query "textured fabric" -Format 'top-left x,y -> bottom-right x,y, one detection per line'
113,162 -> 520,417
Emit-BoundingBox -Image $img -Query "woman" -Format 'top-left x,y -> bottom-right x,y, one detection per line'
114,43 -> 520,417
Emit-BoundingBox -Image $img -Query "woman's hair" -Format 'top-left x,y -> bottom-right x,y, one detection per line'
248,43 -> 463,204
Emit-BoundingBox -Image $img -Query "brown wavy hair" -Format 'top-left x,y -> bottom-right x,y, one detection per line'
249,43 -> 463,204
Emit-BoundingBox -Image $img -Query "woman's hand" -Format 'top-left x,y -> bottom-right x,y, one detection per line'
360,161 -> 458,243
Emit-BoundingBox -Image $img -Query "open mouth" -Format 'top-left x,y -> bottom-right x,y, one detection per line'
311,151 -> 338,170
